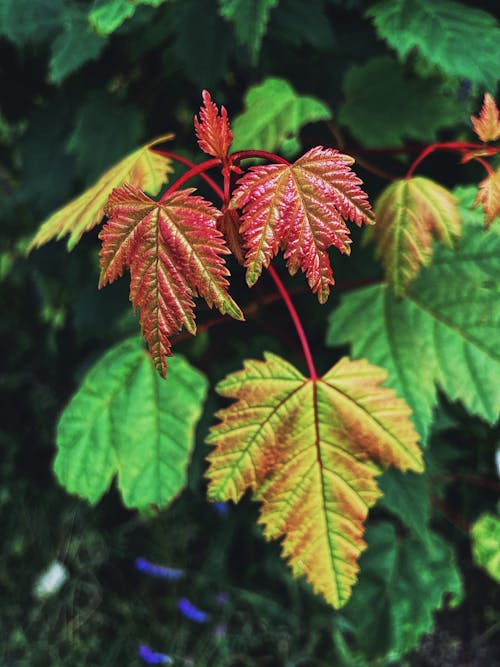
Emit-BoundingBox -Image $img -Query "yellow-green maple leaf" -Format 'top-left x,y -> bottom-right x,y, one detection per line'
28,135 -> 174,251
474,167 -> 500,228
368,176 -> 461,296
206,353 -> 422,609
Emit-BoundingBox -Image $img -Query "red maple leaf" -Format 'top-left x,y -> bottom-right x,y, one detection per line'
194,90 -> 233,160
99,184 -> 243,376
230,147 -> 374,303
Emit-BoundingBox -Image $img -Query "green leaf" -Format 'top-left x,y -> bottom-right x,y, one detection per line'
471,513 -> 500,583
218,0 -> 279,62
66,91 -> 144,184
338,56 -> 470,147
49,6 -> 105,84
369,176 -> 461,296
172,0 -> 233,88
327,186 -> 500,441
0,0 -> 64,45
90,0 -> 169,36
231,78 -> 331,156
18,104 -> 76,213
378,468 -> 431,544
267,0 -> 335,50
366,0 -> 500,90
343,522 -> 463,658
54,338 -> 208,508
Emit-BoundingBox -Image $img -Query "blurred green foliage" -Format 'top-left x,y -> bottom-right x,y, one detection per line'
1,0 -> 499,665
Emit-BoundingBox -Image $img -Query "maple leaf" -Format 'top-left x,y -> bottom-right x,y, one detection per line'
367,0 -> 500,90
231,77 -> 331,156
471,93 -> 500,142
194,90 -> 233,159
55,338 -> 208,508
206,353 -> 422,608
28,135 -> 174,251
230,146 -> 374,303
473,167 -> 500,228
329,186 -> 500,441
99,184 -> 243,377
369,176 -> 461,296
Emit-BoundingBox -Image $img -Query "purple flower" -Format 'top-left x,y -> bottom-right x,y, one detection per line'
138,644 -> 173,664
177,597 -> 209,623
135,558 -> 184,581
213,501 -> 229,516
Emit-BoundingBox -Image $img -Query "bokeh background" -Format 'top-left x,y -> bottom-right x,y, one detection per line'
1,1 -> 499,665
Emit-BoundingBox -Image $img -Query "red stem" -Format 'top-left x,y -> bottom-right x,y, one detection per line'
152,149 -> 224,199
474,156 -> 495,177
267,265 -> 317,379
230,150 -> 290,165
406,141 -> 499,179
160,157 -> 221,200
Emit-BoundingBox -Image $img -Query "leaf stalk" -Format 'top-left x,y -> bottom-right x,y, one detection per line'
267,265 -> 318,379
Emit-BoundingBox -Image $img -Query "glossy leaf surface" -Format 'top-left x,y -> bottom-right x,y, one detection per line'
231,146 -> 374,302
28,135 -> 173,251
55,338 -> 208,508
100,185 -> 243,376
369,176 -> 461,295
328,187 -> 500,440
206,353 -> 422,608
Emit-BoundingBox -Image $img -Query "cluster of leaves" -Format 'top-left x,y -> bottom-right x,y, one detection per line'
28,84 -> 500,620
2,0 -> 500,664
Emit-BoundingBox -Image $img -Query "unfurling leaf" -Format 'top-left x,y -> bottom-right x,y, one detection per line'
470,513 -> 500,583
369,177 -> 461,296
206,353 -> 422,608
230,146 -> 374,303
194,90 -> 233,159
217,207 -> 245,265
28,135 -> 174,251
474,167 -> 500,228
99,185 -> 243,377
471,93 -> 500,142
55,338 -> 208,508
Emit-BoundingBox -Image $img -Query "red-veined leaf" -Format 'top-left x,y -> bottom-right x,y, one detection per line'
230,146 -> 374,303
99,184 -> 243,376
206,353 -> 422,608
194,90 -> 233,159
474,167 -> 500,228
369,176 -> 461,296
471,93 -> 500,142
